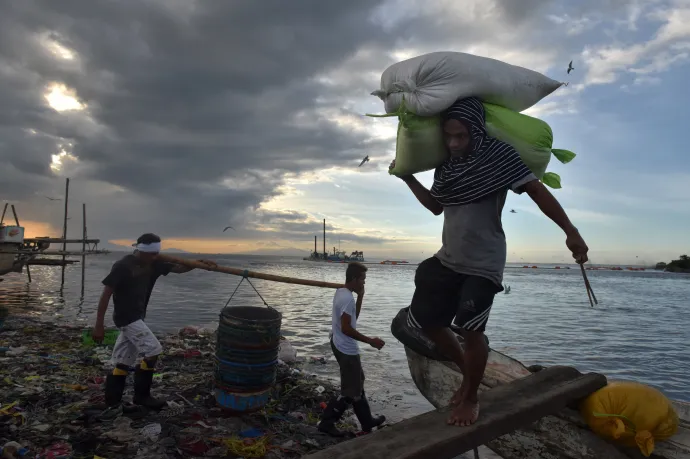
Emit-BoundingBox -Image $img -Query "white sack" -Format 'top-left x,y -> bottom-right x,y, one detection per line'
372,51 -> 564,116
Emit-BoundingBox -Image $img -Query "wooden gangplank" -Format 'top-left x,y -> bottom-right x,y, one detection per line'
305,366 -> 607,459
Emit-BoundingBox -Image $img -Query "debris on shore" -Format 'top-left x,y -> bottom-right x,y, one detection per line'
0,317 -> 360,458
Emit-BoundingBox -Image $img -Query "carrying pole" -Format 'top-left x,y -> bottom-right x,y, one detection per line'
157,254 -> 344,289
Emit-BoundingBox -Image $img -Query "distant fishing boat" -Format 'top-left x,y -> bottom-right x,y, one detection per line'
380,260 -> 409,265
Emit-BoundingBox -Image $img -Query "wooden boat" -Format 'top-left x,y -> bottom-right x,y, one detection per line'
392,308 -> 690,459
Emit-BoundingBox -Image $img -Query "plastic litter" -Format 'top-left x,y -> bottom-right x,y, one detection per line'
140,423 -> 162,441
0,315 -> 357,458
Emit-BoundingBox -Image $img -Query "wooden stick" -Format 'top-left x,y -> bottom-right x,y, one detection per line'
81,203 -> 86,295
579,264 -> 598,307
157,254 -> 345,289
0,203 -> 7,224
61,178 -> 70,286
10,205 -> 20,226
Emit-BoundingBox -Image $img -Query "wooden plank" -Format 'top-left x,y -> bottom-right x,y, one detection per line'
23,238 -> 101,244
305,366 -> 606,459
27,259 -> 79,266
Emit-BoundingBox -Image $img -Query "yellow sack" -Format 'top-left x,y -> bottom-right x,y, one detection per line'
580,381 -> 679,457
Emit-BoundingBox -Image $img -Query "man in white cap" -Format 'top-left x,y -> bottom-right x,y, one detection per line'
92,232 -> 216,410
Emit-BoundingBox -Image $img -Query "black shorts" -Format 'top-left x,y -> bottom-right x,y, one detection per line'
330,339 -> 365,399
407,257 -> 501,333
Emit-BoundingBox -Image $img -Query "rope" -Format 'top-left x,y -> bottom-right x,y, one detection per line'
223,270 -> 271,309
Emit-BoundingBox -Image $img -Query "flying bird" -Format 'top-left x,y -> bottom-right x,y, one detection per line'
223,226 -> 235,232
358,155 -> 370,167
567,60 -> 574,74
44,196 -> 61,201
510,209 -> 517,213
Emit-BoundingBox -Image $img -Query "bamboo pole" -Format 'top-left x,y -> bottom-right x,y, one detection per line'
10,205 -> 19,226
61,178 -> 70,286
157,254 -> 345,289
81,203 -> 86,295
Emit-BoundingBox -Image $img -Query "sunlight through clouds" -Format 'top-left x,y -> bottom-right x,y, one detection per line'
44,83 -> 85,112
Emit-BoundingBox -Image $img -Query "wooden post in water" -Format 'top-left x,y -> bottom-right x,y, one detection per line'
81,203 -> 86,295
323,219 -> 326,259
10,205 -> 19,226
61,178 -> 70,286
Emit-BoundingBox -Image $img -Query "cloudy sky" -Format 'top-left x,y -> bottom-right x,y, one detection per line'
1,0 -> 688,264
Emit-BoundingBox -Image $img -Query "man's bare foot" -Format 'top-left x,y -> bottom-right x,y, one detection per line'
447,400 -> 479,427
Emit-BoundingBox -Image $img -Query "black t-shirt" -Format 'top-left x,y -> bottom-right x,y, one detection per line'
102,255 -> 174,327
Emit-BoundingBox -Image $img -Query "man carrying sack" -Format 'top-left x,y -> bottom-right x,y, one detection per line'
318,262 -> 387,436
395,98 -> 589,427
92,233 -> 216,410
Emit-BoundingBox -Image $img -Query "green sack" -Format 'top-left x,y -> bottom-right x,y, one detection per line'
389,113 -> 448,177
368,102 -> 575,189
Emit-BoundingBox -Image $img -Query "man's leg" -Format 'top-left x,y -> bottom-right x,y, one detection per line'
447,276 -> 498,426
124,320 -> 166,410
407,257 -> 465,405
351,360 -> 385,432
447,330 -> 488,426
105,329 -> 137,407
319,340 -> 354,437
421,327 -> 467,405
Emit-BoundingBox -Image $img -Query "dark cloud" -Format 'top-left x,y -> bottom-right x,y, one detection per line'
0,0 -> 402,240
0,0 -> 628,245
251,209 -> 398,245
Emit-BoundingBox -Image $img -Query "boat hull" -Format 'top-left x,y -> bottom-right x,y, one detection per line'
393,305 -> 690,458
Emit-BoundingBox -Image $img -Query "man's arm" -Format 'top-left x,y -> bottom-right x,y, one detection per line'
92,286 -> 113,343
355,290 -> 363,319
524,180 -> 589,263
401,176 -> 444,216
341,313 -> 384,349
169,259 -> 218,274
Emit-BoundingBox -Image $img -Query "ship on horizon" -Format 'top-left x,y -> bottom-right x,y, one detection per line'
303,219 -> 365,263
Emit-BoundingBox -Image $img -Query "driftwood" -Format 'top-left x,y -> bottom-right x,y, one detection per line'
157,254 -> 345,289
305,366 -> 607,459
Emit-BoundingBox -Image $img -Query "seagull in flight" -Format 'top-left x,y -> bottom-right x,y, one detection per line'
567,60 -> 575,74
359,155 -> 370,167
44,196 -> 61,201
510,209 -> 517,213
223,226 -> 235,232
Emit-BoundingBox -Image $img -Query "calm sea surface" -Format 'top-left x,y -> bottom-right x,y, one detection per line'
1,253 -> 688,422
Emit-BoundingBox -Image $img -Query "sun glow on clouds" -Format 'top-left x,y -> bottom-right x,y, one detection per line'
43,38 -> 76,60
50,146 -> 78,173
44,83 -> 85,112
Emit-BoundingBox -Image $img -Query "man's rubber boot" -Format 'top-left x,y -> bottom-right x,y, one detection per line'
133,367 -> 166,410
318,397 -> 349,437
104,373 -> 127,407
352,394 -> 385,432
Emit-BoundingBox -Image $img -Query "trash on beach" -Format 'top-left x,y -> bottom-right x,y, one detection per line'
0,315 -> 358,458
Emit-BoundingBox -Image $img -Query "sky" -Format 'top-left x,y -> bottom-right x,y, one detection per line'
1,0 -> 688,265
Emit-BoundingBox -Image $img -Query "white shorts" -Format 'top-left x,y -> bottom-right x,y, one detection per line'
111,320 -> 163,368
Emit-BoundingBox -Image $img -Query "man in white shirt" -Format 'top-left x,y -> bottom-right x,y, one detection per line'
318,262 -> 386,436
